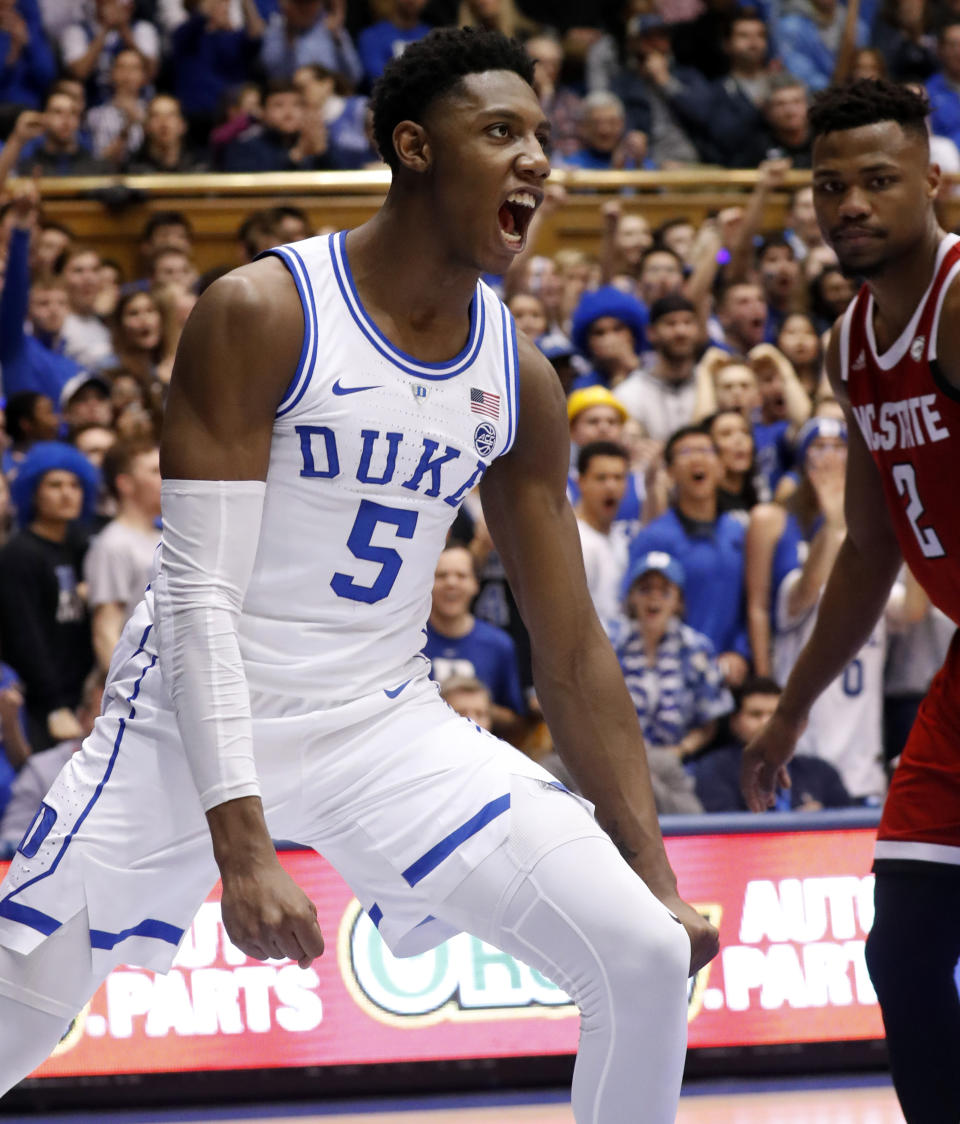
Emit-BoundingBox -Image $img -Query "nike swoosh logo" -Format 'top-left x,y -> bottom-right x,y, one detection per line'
333,378 -> 380,395
384,677 -> 413,699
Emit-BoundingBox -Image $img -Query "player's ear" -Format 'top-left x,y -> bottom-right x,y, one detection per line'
926,160 -> 942,201
393,121 -> 432,174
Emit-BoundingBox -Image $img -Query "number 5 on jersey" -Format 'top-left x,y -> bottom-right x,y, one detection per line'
332,499 -> 418,603
892,463 -> 945,560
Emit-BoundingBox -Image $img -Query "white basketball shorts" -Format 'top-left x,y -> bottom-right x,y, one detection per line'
0,616 -> 601,976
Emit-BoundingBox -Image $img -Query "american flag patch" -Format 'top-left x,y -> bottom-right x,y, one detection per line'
470,387 -> 500,419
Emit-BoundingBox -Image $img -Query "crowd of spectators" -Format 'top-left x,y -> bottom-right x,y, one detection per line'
0,0 -> 958,840
4,0 -> 960,175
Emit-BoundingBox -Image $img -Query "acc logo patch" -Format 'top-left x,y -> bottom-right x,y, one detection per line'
910,336 -> 925,362
474,422 -> 497,457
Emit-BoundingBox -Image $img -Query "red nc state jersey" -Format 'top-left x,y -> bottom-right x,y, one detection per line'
842,233 -> 960,627
842,232 -> 960,867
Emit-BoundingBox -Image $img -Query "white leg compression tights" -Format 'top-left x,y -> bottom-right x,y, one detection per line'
436,832 -> 691,1124
0,910 -> 104,1096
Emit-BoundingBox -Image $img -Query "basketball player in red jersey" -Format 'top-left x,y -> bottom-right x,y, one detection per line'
741,80 -> 960,1123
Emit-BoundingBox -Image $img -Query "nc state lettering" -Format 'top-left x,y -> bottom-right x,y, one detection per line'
851,395 -> 950,453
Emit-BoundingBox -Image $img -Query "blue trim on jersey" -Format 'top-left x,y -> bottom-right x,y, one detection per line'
368,903 -> 383,929
274,246 -> 319,419
500,303 -> 520,454
330,232 -> 485,380
0,898 -> 60,935
89,917 -> 184,950
0,634 -> 159,937
401,793 -> 510,887
258,247 -> 314,417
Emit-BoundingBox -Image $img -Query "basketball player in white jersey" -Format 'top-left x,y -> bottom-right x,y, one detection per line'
0,29 -> 717,1122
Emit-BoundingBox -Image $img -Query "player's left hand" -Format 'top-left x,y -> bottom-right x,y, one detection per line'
660,894 -> 719,976
740,708 -> 804,812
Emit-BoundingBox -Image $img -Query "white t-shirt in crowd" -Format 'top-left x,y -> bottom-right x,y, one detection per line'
576,518 -> 630,636
84,518 -> 161,621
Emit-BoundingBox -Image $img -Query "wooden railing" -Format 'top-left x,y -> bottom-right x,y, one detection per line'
24,169 -> 960,277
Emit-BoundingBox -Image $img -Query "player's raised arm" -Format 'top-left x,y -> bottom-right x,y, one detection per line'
158,259 -> 325,968
740,319 -> 902,811
480,333 -> 718,975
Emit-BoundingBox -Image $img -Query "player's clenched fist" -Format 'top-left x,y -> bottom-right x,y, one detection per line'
219,859 -> 325,969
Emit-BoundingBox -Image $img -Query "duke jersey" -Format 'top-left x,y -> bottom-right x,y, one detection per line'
772,517 -> 887,799
841,232 -> 960,862
238,232 -> 520,711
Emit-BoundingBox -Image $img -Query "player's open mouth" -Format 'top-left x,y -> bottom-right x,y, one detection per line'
498,190 -> 538,248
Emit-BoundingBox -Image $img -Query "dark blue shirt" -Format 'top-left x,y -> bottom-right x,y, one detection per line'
694,744 -> 852,812
0,228 -> 84,403
752,417 -> 793,492
172,14 -> 260,117
0,0 -> 55,109
357,20 -> 430,83
629,506 -> 750,659
221,125 -> 330,172
423,618 -> 525,715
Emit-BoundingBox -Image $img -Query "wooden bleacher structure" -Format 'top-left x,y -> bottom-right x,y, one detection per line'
31,167 -> 956,277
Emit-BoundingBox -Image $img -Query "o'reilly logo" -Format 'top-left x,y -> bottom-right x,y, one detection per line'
337,900 -> 575,1028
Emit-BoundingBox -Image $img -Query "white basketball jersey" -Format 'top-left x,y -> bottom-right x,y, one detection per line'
773,567 -> 887,798
233,232 -> 519,711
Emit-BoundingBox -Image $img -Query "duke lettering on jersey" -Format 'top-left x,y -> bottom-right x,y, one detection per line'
235,233 -> 520,710
296,425 -> 487,507
842,233 -> 960,625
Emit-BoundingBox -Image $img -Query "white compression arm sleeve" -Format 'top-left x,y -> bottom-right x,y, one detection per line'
154,479 -> 266,812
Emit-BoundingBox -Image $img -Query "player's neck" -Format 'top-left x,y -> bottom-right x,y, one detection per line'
866,223 -> 944,350
429,609 -> 475,638
347,207 -> 485,356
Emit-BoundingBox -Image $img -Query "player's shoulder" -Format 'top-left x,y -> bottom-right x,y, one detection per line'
934,261 -> 960,393
198,257 -> 299,325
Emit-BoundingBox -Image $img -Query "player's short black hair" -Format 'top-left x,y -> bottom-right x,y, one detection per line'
370,27 -> 535,172
808,79 -> 930,145
577,440 -> 628,477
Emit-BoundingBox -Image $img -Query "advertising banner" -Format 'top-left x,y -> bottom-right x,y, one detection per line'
0,825 -> 883,1078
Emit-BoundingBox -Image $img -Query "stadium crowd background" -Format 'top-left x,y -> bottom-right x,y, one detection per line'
0,0 -> 958,845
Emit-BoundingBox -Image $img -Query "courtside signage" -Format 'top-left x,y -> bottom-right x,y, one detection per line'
7,828 -> 884,1078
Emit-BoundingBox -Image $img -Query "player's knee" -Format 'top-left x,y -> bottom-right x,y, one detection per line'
598,902 -> 690,1002
865,916 -> 904,1004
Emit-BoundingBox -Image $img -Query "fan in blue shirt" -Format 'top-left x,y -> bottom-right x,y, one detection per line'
628,426 -> 751,685
358,0 -> 431,85
0,214 -> 83,405
423,545 -> 526,736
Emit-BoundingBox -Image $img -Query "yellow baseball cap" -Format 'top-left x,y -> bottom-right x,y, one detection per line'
566,386 -> 629,425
